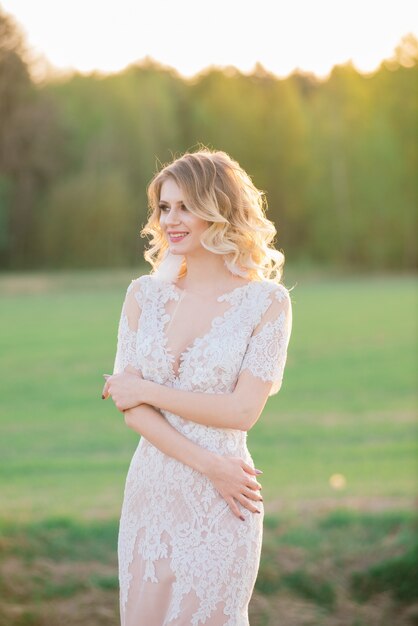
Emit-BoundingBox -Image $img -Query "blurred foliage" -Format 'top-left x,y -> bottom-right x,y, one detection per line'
0,9 -> 417,270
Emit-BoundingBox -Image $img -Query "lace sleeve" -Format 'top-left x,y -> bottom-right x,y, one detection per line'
113,278 -> 145,375
239,284 -> 293,396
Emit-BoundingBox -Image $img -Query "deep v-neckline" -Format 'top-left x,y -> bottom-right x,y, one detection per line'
161,280 -> 256,380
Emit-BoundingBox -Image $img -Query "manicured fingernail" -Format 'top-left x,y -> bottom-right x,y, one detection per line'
260,497 -> 263,502
240,515 -> 245,521
255,510 -> 261,514
255,469 -> 263,475
101,394 -> 105,399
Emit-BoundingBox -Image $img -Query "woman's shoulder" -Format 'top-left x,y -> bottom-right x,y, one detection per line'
253,280 -> 292,320
128,273 -> 176,297
125,274 -> 142,290
130,273 -> 151,287
256,279 -> 291,303
124,274 -> 153,299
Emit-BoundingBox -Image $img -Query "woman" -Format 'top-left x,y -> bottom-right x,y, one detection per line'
102,148 -> 293,625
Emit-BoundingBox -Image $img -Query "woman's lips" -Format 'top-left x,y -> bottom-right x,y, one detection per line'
168,232 -> 189,243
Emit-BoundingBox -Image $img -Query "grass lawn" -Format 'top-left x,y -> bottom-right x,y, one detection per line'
0,267 -> 417,625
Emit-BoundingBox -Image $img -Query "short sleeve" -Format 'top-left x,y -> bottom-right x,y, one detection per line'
239,284 -> 293,396
112,277 -> 145,375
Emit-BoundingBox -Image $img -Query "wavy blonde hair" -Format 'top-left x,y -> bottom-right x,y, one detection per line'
141,148 -> 285,283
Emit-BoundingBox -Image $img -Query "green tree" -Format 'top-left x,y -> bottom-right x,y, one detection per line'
0,7 -> 69,268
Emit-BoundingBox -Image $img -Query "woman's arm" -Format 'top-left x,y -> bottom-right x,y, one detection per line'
104,371 -> 268,432
141,374 -> 271,431
106,385 -> 263,520
125,404 -> 263,519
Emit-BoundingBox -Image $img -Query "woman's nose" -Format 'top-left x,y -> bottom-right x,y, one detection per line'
166,207 -> 181,224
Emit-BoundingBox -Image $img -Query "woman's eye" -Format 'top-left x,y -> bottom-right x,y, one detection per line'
158,204 -> 188,212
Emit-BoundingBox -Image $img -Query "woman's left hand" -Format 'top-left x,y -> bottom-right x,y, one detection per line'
102,371 -> 145,412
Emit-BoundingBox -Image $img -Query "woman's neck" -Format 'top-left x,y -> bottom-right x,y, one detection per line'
177,251 -> 244,294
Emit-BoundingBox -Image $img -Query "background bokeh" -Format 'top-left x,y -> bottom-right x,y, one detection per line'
0,3 -> 417,625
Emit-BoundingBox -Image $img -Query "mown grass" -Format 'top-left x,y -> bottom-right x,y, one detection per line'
0,268 -> 416,518
0,267 -> 417,625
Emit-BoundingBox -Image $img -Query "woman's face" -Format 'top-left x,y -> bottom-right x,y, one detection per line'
159,178 -> 210,256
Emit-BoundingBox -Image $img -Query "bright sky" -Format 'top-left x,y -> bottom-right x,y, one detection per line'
2,0 -> 417,79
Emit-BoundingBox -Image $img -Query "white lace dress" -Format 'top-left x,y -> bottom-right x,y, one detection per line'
113,275 -> 292,626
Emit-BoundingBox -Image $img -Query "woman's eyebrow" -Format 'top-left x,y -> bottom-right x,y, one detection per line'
158,199 -> 184,205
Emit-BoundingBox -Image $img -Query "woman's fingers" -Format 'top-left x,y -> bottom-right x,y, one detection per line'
241,461 -> 263,476
101,378 -> 112,399
210,457 -> 263,519
240,463 -> 262,491
242,486 -> 263,502
237,494 -> 262,514
226,497 -> 245,521
246,479 -> 262,491
227,493 -> 262,517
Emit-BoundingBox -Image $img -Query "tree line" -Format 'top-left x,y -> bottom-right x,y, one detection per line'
0,8 -> 416,271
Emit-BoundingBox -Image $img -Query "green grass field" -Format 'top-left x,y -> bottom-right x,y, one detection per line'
0,267 -> 417,625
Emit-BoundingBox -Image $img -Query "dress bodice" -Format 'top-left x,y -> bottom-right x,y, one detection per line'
113,274 -> 292,451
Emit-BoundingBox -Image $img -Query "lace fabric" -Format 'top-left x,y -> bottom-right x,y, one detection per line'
112,275 -> 292,625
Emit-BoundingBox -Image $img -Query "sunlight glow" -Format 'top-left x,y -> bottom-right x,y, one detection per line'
2,0 -> 417,79
329,474 -> 347,490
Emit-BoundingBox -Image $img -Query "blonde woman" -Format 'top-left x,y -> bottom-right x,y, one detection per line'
103,149 -> 293,626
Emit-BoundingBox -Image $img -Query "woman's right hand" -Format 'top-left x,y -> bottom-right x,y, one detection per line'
205,454 -> 263,520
